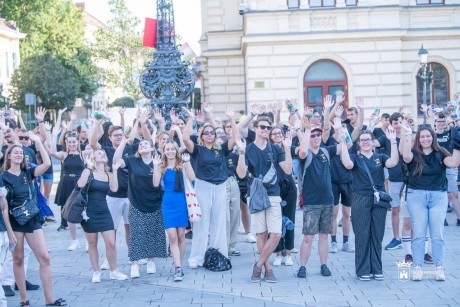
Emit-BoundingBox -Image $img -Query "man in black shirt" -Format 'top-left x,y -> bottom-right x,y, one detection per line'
296,123 -> 343,279
236,116 -> 292,283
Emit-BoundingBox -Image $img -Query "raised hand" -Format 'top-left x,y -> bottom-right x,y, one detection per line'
35,106 -> 46,122
58,107 -> 67,116
336,92 -> 345,104
139,110 -> 148,125
355,97 -> 364,109
169,109 -> 179,123
153,108 -> 165,123
386,127 -> 397,141
43,121 -> 51,131
181,153 -> 191,162
152,155 -> 162,166
323,95 -> 334,110
335,105 -> 344,118
282,131 -> 292,148
70,111 -> 77,121
203,101 -> 213,113
302,112 -> 311,130
182,108 -> 195,120
274,101 -> 283,112
112,159 -> 123,171
235,137 -> 246,152
225,107 -> 235,120
332,117 -> 342,131
61,120 -> 69,130
249,103 -> 265,116
28,131 -> 41,143
420,104 -> 429,113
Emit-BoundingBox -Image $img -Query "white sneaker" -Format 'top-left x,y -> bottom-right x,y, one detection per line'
412,266 -> 423,281
238,226 -> 246,234
110,270 -> 128,281
147,261 -> 156,274
138,259 -> 148,265
329,242 -> 338,253
284,255 -> 294,266
342,242 -> 355,253
435,266 -> 445,281
68,240 -> 80,251
130,264 -> 140,278
273,256 -> 282,266
246,233 -> 257,243
189,262 -> 198,269
92,271 -> 101,283
100,258 -> 110,270
291,248 -> 298,254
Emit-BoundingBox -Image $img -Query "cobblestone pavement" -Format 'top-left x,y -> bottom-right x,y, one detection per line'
6,169 -> 460,306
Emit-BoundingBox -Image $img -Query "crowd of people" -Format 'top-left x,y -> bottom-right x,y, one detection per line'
0,92 -> 458,305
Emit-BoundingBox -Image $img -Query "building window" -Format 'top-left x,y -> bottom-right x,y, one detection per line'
346,0 -> 358,6
304,60 -> 348,114
12,52 -> 18,70
5,52 -> 9,77
416,0 -> 444,4
309,0 -> 336,7
287,0 -> 300,9
416,62 -> 449,116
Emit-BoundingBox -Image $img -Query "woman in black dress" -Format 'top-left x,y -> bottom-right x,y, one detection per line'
1,132 -> 66,306
77,149 -> 127,283
114,134 -> 167,279
51,128 -> 85,250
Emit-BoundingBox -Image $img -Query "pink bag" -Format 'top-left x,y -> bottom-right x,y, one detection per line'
183,169 -> 202,223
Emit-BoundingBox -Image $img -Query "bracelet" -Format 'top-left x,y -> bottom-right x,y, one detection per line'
238,151 -> 246,155
183,161 -> 190,164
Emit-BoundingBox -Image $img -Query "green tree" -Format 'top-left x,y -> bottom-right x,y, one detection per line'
109,96 -> 134,108
91,0 -> 150,102
10,53 -> 80,111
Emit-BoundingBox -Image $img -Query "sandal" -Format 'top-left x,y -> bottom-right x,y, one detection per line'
45,298 -> 67,306
20,301 -> 30,307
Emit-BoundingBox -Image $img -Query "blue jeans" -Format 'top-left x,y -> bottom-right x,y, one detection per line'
406,189 -> 447,266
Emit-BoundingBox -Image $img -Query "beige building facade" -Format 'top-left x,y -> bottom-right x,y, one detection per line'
199,0 -> 460,120
0,19 -> 26,94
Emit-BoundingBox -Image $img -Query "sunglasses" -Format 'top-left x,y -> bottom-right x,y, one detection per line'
202,131 -> 216,136
257,125 -> 272,131
310,133 -> 321,138
19,136 -> 30,141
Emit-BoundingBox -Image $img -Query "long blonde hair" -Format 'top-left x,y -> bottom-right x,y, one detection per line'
90,149 -> 110,174
160,140 -> 183,174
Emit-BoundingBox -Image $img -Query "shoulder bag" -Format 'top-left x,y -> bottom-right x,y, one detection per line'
182,168 -> 202,223
9,176 -> 40,226
359,155 -> 392,209
62,170 -> 93,223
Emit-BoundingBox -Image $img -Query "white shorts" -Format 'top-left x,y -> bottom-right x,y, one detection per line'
106,196 -> 130,229
389,181 -> 404,207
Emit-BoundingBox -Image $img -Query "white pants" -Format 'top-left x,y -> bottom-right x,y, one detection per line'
226,177 -> 240,251
0,232 -> 8,307
189,179 -> 228,266
2,240 -> 31,287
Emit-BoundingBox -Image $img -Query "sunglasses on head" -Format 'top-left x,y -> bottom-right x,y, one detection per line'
19,136 -> 29,141
257,125 -> 272,131
202,130 -> 216,136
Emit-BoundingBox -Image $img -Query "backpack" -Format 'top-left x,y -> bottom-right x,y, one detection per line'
202,248 -> 232,272
297,147 -> 330,196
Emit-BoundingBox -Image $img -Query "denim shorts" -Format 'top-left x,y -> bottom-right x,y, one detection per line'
41,173 -> 53,182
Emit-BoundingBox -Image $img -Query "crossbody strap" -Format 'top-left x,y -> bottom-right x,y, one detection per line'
358,154 -> 378,193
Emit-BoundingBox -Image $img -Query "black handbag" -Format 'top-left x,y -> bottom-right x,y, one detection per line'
62,170 -> 93,223
359,155 -> 392,209
202,248 -> 232,272
9,179 -> 39,226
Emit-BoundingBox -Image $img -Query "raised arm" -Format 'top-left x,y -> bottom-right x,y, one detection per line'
35,107 -> 48,144
322,95 -> 334,144
50,126 -> 67,161
153,108 -> 166,133
152,155 -> 162,188
401,123 -> 414,164
77,168 -> 91,188
351,97 -> 365,141
119,107 -> 125,130
238,103 -> 265,138
203,102 -> 217,128
235,138 -> 247,179
113,138 -> 127,169
182,108 -> 196,153
340,129 -> 354,170
29,132 -> 51,177
182,153 -> 195,181
384,128 -> 399,168
279,132 -> 293,175
109,160 -> 123,192
298,114 -> 311,160
89,117 -> 103,150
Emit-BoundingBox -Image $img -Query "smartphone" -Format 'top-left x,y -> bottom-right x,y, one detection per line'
374,108 -> 381,116
282,125 -> 289,134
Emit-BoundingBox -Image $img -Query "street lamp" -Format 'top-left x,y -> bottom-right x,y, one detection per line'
417,44 -> 433,120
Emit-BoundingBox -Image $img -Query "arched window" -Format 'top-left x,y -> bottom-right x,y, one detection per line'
416,62 -> 449,116
304,60 -> 348,114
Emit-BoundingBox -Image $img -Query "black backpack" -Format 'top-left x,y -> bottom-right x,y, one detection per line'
202,248 -> 232,272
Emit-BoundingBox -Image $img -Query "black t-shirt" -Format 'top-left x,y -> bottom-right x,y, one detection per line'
2,167 -> 37,208
301,146 -> 336,205
436,130 -> 452,153
406,150 -> 447,191
122,156 -> 163,213
190,141 -> 232,184
103,144 -> 136,198
349,153 -> 389,195
225,150 -> 238,177
373,127 -> 386,139
0,177 -> 7,232
377,135 -> 405,182
245,142 -> 286,196
246,129 -> 256,144
0,144 -> 37,167
325,137 -> 353,184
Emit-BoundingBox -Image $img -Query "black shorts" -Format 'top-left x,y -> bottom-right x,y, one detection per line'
332,182 -> 352,207
238,177 -> 249,204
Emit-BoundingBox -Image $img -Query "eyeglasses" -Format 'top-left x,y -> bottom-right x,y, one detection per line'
19,136 -> 29,141
359,138 -> 372,143
310,133 -> 322,138
271,132 -> 283,136
111,133 -> 124,137
257,125 -> 272,131
202,131 -> 216,136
